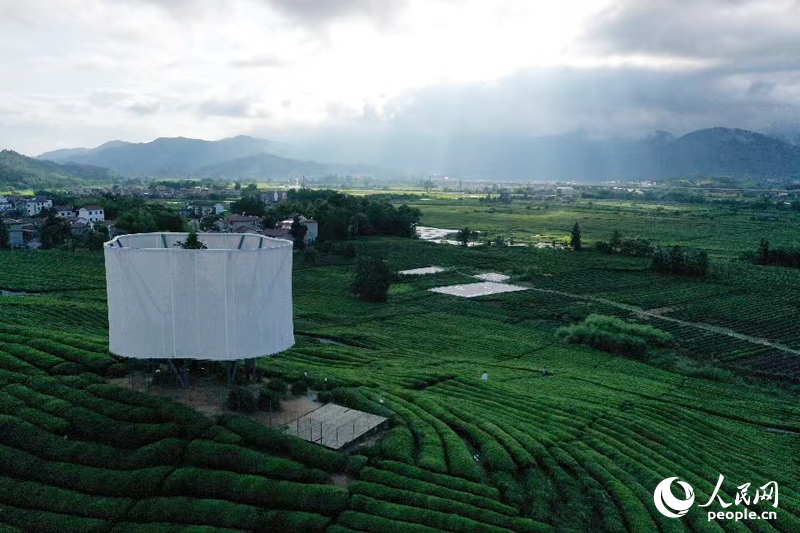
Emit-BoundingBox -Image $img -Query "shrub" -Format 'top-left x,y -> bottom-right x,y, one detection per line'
350,256 -> 392,302
291,380 -> 309,396
227,387 -> 257,414
0,476 -> 132,521
376,460 -> 499,500
127,497 -> 330,533
265,378 -> 288,394
183,440 -> 329,483
162,467 -> 349,515
257,388 -> 283,412
380,426 -> 415,464
557,314 -> 672,359
358,467 -> 514,516
220,415 -> 348,472
0,503 -> 109,533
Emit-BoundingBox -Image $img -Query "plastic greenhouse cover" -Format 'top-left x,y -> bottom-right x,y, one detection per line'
104,233 -> 295,360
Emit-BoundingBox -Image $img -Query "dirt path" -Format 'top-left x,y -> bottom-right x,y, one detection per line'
526,286 -> 800,357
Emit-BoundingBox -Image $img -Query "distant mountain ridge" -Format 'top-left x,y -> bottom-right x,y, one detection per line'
1,150 -> 118,190
406,127 -> 800,181
33,127 -> 800,181
37,135 -> 377,179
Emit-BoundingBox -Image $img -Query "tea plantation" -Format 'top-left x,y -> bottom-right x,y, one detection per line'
0,236 -> 798,532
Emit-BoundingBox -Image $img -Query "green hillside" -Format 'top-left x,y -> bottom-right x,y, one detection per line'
0,150 -> 118,190
0,235 -> 797,532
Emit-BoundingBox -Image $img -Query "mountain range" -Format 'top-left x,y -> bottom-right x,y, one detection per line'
0,150 -> 118,190
29,127 -> 800,182
37,136 -> 378,179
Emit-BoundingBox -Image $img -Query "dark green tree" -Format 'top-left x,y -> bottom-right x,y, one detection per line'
290,216 -> 308,250
230,196 -> 265,217
456,227 -> 477,247
351,256 -> 392,302
0,222 -> 8,249
758,238 -> 770,264
116,208 -> 157,234
610,230 -> 622,253
570,222 -> 582,251
85,227 -> 108,250
200,214 -> 220,231
175,231 -> 207,249
40,214 -> 72,249
261,209 -> 281,229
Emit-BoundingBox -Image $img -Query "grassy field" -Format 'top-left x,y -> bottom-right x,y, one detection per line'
0,234 -> 798,532
408,197 -> 800,258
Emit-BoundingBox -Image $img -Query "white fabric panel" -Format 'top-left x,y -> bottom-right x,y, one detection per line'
104,233 -> 294,360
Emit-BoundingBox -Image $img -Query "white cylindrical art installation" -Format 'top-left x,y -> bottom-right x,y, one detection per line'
104,232 -> 294,360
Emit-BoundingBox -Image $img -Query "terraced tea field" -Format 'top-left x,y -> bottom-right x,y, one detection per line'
0,238 -> 798,533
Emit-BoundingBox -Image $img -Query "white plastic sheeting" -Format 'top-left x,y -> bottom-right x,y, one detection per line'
104,232 -> 294,360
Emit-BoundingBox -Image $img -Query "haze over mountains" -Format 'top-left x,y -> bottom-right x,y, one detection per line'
37,136 -> 377,180
31,127 -> 800,182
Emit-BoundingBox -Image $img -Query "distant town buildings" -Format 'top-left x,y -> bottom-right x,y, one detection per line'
262,191 -> 288,204
187,201 -> 225,217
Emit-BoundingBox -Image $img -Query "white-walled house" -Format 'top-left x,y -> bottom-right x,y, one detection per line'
54,206 -> 77,218
280,215 -> 318,244
25,196 -> 52,216
78,206 -> 105,222
187,201 -> 225,217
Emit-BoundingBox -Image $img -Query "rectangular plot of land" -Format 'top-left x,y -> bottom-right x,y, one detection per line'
416,226 -> 457,240
429,281 -> 528,298
473,272 -> 510,282
399,266 -> 446,275
283,403 -> 387,449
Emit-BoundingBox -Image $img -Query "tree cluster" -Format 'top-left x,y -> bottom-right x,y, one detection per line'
753,238 -> 800,268
596,231 -> 654,257
265,189 -> 421,242
651,246 -> 709,277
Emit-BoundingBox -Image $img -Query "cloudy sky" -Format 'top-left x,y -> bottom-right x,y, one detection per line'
2,0 -> 800,157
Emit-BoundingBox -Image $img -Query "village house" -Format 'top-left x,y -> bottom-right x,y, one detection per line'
0,197 -> 12,212
78,206 -> 105,222
262,191 -> 287,204
7,221 -> 24,247
261,227 -> 291,239
280,215 -> 318,244
25,196 -> 53,216
54,206 -> 77,218
187,201 -> 225,217
226,214 -> 262,234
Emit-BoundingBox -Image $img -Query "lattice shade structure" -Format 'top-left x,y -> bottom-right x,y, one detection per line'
104,232 -> 294,360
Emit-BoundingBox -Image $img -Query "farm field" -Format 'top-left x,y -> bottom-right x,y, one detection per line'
0,233 -> 799,532
408,197 -> 800,258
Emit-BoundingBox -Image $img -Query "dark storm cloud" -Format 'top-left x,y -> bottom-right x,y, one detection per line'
275,0 -> 800,167
586,0 -> 800,70
275,63 -> 800,170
